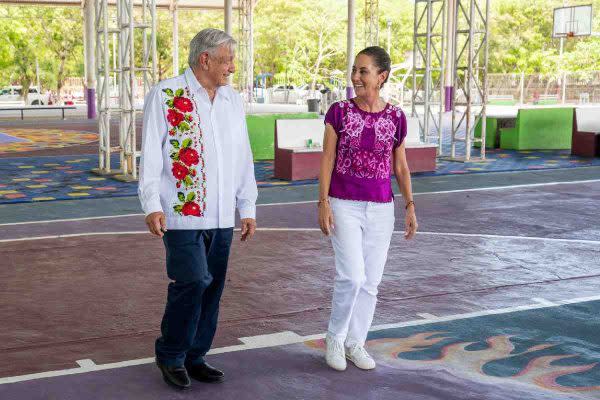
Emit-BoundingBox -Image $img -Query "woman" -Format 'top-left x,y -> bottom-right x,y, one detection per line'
318,46 -> 418,371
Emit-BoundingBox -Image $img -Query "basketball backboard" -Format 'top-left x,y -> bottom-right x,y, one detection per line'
553,4 -> 593,38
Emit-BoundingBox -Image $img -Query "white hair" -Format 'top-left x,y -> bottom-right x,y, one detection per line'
188,28 -> 236,68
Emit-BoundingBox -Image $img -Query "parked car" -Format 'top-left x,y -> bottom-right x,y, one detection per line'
269,83 -> 329,104
0,86 -> 50,105
298,83 -> 325,101
270,84 -> 301,104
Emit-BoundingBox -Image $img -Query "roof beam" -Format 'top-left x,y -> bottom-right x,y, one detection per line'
0,0 -> 240,10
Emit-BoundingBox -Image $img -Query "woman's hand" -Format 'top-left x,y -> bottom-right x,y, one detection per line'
318,200 -> 335,236
404,205 -> 418,240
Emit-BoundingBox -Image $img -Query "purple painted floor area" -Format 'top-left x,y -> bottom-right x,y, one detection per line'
0,132 -> 26,144
0,343 -> 581,400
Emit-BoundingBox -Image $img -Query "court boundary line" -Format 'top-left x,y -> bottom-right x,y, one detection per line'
1,229 -> 599,245
2,293 -> 600,385
1,178 -> 599,227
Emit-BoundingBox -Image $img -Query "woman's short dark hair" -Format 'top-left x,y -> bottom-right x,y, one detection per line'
357,46 -> 391,88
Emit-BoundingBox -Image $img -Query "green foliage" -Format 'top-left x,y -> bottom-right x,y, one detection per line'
488,0 -> 600,73
0,0 -> 599,91
0,5 -> 82,95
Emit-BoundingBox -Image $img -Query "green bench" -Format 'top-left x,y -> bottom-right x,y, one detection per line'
474,117 -> 499,149
499,107 -> 573,150
246,113 -> 319,160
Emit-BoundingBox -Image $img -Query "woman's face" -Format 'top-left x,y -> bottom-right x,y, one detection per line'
351,54 -> 387,98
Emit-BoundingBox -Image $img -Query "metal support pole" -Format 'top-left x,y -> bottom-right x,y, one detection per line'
112,0 -> 157,182
238,0 -> 254,102
92,0 -> 113,175
386,19 -> 391,56
447,0 -> 489,162
172,3 -> 179,76
346,0 -> 356,99
248,2 -> 253,101
364,0 -> 379,47
84,0 -> 97,118
224,0 -> 233,35
444,0 -> 455,111
519,71 -> 525,104
562,71 -> 567,104
93,0 -> 155,180
411,0 -> 445,153
224,0 -> 232,85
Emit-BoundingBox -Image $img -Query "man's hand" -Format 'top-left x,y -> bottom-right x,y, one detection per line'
145,211 -> 167,238
240,218 -> 256,242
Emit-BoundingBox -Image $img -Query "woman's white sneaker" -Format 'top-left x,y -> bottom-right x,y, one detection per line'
325,335 -> 347,371
345,343 -> 376,370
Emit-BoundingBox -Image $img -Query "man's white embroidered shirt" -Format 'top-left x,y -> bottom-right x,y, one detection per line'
138,68 -> 257,229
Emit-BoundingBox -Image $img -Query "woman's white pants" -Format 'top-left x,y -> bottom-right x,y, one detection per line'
327,197 -> 395,346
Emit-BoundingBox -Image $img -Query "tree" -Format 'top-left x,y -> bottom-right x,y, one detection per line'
3,25 -> 37,101
253,0 -> 346,88
33,7 -> 83,100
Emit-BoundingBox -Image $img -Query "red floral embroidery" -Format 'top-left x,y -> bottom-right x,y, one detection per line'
167,109 -> 185,127
173,96 -> 194,113
182,201 -> 201,216
179,147 -> 200,166
163,87 -> 206,217
171,162 -> 189,180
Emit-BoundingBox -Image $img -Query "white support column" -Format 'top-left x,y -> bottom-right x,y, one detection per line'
248,1 -> 254,101
444,0 -> 455,112
172,2 -> 179,76
364,0 -> 379,47
84,0 -> 97,118
346,0 -> 355,99
224,0 -> 233,35
238,0 -> 254,102
92,0 -> 115,175
82,6 -> 88,95
446,0 -> 490,162
117,0 -> 134,179
519,71 -> 525,104
114,0 -> 157,182
225,0 -> 233,85
411,0 -> 445,152
561,71 -> 567,104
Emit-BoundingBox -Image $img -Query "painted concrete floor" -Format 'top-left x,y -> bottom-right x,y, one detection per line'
1,177 -> 599,399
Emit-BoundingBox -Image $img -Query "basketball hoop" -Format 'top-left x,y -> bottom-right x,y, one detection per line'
552,5 -> 593,38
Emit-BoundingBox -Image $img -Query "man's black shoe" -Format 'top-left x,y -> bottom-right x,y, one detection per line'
184,362 -> 224,383
156,362 -> 191,389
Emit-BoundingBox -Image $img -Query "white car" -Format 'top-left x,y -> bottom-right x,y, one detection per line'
269,84 -> 301,104
269,84 -> 326,104
0,86 -> 50,105
297,83 -> 324,101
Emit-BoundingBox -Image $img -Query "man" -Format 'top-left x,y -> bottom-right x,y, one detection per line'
138,28 -> 257,389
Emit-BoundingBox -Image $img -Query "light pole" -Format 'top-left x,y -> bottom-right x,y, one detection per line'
386,19 -> 392,56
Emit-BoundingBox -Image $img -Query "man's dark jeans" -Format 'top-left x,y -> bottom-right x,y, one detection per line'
156,228 -> 234,367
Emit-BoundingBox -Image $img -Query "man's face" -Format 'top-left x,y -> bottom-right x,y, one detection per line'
205,45 -> 236,87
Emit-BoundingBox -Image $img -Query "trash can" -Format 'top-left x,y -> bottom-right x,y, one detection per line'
307,98 -> 320,112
